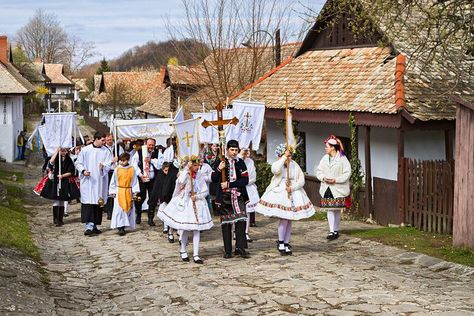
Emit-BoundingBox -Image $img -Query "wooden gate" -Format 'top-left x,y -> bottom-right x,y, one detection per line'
404,158 -> 454,234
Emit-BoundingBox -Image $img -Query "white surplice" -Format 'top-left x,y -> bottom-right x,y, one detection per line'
75,144 -> 113,204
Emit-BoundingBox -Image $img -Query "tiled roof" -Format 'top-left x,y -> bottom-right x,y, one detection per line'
92,71 -> 164,106
44,64 -> 73,85
0,61 -> 34,94
167,65 -> 204,86
137,87 -> 172,117
138,86 -> 206,119
235,47 -> 397,114
72,78 -> 88,93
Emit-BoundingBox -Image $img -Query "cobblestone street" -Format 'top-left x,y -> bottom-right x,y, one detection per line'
21,165 -> 474,315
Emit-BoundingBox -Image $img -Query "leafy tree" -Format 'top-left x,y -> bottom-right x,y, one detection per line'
167,57 -> 179,65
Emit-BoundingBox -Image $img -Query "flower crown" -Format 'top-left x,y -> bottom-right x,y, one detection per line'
275,144 -> 295,157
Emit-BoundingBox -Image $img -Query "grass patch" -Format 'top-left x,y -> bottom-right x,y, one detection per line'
0,169 -> 24,183
306,211 -> 327,221
0,172 -> 40,260
344,226 -> 474,267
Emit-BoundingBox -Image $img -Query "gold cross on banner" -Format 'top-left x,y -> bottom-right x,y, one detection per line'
182,131 -> 193,147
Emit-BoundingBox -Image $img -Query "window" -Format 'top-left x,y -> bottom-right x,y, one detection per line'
50,87 -> 56,93
295,131 -> 307,172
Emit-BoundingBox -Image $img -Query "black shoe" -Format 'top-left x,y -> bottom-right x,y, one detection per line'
163,228 -> 169,234
234,248 -> 250,258
250,223 -> 257,227
64,213 -> 69,218
180,252 -> 190,262
136,212 -> 142,224
92,227 -> 102,235
84,229 -> 93,236
284,243 -> 293,255
55,222 -> 63,227
223,253 -> 233,259
246,233 -> 253,243
168,234 -> 174,243
147,213 -> 156,226
277,241 -> 285,254
118,228 -> 126,236
193,256 -> 204,264
327,232 -> 339,241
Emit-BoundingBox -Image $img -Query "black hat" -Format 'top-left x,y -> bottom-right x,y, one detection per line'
226,139 -> 239,149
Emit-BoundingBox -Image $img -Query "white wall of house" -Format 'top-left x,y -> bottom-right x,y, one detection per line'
265,119 -> 447,182
0,96 -> 24,162
51,86 -> 71,94
405,130 -> 446,160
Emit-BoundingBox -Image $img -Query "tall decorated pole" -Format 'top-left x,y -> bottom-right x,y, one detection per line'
285,93 -> 291,199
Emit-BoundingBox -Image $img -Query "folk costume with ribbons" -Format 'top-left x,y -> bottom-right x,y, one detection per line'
211,140 -> 250,258
109,164 -> 140,234
158,157 -> 213,264
315,135 -> 351,240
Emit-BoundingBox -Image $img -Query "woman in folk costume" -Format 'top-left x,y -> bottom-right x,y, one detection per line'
157,156 -> 214,264
238,148 -> 259,242
36,147 -> 80,227
255,144 -> 315,255
109,152 -> 140,236
315,135 -> 351,241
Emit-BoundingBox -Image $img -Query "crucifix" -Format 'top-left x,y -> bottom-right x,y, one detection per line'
242,111 -> 252,128
182,131 -> 193,148
202,102 -> 239,182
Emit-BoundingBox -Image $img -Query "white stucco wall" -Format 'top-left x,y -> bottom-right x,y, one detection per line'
405,130 -> 446,160
262,118 -> 449,182
52,86 -> 71,94
0,96 -> 24,162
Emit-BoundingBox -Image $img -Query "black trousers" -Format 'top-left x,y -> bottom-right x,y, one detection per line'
135,180 -> 155,214
81,204 -> 102,225
221,220 -> 247,254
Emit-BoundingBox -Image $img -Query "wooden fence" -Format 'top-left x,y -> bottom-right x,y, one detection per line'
404,158 -> 454,234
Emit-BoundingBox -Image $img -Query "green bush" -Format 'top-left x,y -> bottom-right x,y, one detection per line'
255,160 -> 272,195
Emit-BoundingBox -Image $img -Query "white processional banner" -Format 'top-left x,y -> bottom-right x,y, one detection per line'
286,107 -> 297,149
39,113 -> 76,156
175,118 -> 200,158
229,100 -> 265,150
113,118 -> 174,146
174,107 -> 184,123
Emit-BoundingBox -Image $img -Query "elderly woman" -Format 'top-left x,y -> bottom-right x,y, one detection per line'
315,135 -> 351,241
255,144 -> 315,255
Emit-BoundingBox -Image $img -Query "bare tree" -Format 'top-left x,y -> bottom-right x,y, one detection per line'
16,9 -> 96,75
167,0 -> 301,106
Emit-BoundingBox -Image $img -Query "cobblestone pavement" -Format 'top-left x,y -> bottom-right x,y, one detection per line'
22,165 -> 474,315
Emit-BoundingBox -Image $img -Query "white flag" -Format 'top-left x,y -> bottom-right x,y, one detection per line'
174,106 -> 184,122
175,118 -> 200,158
286,108 -> 297,149
229,100 -> 265,150
192,112 -> 214,144
40,113 -> 76,156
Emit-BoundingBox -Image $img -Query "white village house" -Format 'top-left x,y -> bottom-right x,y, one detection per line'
231,0 -> 473,225
0,36 -> 34,162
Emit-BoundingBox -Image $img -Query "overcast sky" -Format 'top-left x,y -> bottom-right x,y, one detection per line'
0,0 -> 324,62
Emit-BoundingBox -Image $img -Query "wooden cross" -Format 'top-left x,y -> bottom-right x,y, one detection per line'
202,102 -> 239,182
182,131 -> 193,147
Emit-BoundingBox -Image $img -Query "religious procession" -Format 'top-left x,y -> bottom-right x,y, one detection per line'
30,99 -> 351,264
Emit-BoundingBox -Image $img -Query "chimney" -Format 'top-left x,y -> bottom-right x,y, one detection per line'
0,36 -> 9,64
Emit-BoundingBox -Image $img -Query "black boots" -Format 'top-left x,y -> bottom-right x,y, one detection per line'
249,212 -> 256,227
136,210 -> 142,224
53,206 -> 58,225
55,206 -> 64,227
147,211 -> 156,226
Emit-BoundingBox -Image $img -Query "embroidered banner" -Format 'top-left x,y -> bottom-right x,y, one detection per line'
228,100 -> 265,150
175,118 -> 200,158
39,113 -> 76,156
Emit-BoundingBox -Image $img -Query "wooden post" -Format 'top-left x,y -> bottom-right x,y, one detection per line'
364,126 -> 373,218
397,128 -> 405,224
445,129 -> 453,161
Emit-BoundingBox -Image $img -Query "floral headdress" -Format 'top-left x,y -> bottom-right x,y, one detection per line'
324,135 -> 345,157
275,143 -> 295,157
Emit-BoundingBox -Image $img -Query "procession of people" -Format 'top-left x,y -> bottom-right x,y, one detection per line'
33,105 -> 352,265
